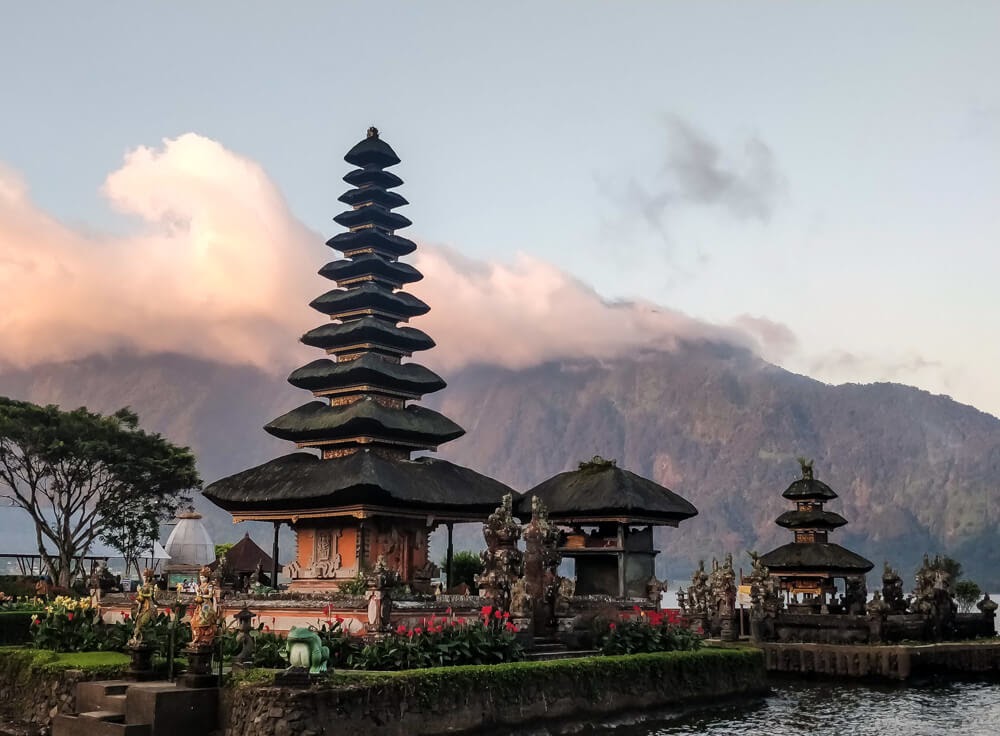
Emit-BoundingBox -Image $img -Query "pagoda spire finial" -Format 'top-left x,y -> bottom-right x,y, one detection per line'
797,457 -> 813,480
367,126 -> 379,139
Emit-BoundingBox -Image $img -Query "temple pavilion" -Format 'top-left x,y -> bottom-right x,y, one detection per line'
759,460 -> 873,606
204,128 -> 515,592
517,457 -> 697,598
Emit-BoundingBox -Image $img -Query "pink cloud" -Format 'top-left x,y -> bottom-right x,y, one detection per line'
0,133 -> 774,375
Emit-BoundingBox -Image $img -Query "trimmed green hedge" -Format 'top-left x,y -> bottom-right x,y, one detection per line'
0,611 -> 43,645
231,647 -> 765,704
341,648 -> 763,707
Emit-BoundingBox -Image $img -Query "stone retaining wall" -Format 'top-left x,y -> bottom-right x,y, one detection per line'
0,650 -> 126,731
221,649 -> 766,736
761,641 -> 1000,680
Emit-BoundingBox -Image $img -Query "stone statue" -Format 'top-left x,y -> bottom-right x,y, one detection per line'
365,555 -> 398,632
881,562 -> 907,613
844,576 -> 868,615
555,577 -> 575,616
509,577 -> 532,618
646,576 -> 666,606
283,626 -> 330,674
477,494 -> 524,613
189,566 -> 220,648
977,593 -> 998,616
128,568 -> 158,648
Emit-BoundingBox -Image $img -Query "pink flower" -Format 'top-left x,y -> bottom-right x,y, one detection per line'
609,622 -> 616,630
414,627 -> 423,635
396,624 -> 407,635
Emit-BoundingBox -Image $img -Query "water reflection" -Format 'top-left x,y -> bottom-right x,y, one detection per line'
609,679 -> 1000,736
502,679 -> 1000,736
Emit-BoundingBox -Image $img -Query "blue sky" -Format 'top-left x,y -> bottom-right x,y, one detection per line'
2,1 -> 999,416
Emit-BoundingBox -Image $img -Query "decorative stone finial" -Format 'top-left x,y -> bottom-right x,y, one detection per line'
367,126 -> 379,139
797,457 -> 813,480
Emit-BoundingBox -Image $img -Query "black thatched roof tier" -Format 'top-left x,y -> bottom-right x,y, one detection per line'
319,255 -> 422,286
287,356 -> 446,396
775,509 -> 848,530
518,461 -> 697,524
309,283 -> 429,319
759,542 -> 874,574
782,477 -> 838,501
334,205 -> 412,231
264,399 -> 464,446
203,451 -> 516,514
224,533 -> 277,572
343,168 -> 403,190
301,317 -> 434,354
338,187 -> 408,209
344,131 -> 401,168
326,230 -> 416,258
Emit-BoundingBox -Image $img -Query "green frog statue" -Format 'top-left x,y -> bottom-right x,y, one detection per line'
282,627 -> 330,674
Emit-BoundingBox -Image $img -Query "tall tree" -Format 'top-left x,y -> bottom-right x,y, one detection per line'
0,398 -> 200,586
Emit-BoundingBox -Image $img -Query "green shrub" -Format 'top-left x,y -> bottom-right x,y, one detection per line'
0,611 -> 42,645
442,551 -> 483,590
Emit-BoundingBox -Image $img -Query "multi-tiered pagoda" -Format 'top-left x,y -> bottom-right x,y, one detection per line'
204,128 -> 514,592
759,460 -> 873,606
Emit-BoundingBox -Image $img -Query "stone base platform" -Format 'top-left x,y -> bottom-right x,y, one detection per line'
760,640 -> 1000,680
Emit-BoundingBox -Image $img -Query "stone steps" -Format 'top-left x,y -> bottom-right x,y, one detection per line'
52,680 -> 219,736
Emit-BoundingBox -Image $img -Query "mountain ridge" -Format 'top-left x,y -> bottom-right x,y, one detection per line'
1,346 -> 998,587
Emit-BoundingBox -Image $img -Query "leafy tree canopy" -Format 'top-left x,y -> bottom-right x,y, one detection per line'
0,398 -> 200,586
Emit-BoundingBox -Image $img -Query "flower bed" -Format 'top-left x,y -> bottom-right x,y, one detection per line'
595,606 -> 703,655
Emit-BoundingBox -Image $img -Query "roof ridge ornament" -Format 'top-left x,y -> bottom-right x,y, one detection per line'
797,457 -> 814,480
367,126 -> 379,139
578,455 -> 617,472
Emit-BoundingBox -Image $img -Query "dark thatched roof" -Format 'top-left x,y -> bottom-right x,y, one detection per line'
287,357 -> 446,396
343,168 -> 403,190
319,255 -> 422,286
310,283 -> 429,319
203,451 -> 516,515
326,230 -> 416,258
300,317 -> 434,354
338,187 -> 408,209
517,460 -> 697,524
344,132 -> 401,168
333,205 -> 411,232
224,534 -> 276,573
264,399 -> 464,446
775,509 -> 848,530
759,542 -> 873,575
782,477 -> 838,501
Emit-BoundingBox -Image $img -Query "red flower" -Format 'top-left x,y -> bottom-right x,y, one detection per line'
494,609 -> 502,619
323,604 -> 331,616
32,619 -> 40,626
609,622 -> 617,630
66,612 -> 74,621
414,627 -> 423,635
335,616 -> 344,623
457,617 -> 467,625
502,611 -> 510,619
163,607 -> 172,616
396,624 -> 407,635
480,605 -> 492,617
263,625 -> 270,632
433,625 -> 443,633
633,605 -> 641,612
446,607 -> 453,615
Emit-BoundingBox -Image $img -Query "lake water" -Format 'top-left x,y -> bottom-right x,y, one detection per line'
513,678 -> 1000,736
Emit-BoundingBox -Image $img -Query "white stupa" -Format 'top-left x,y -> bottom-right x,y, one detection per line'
163,508 -> 215,579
